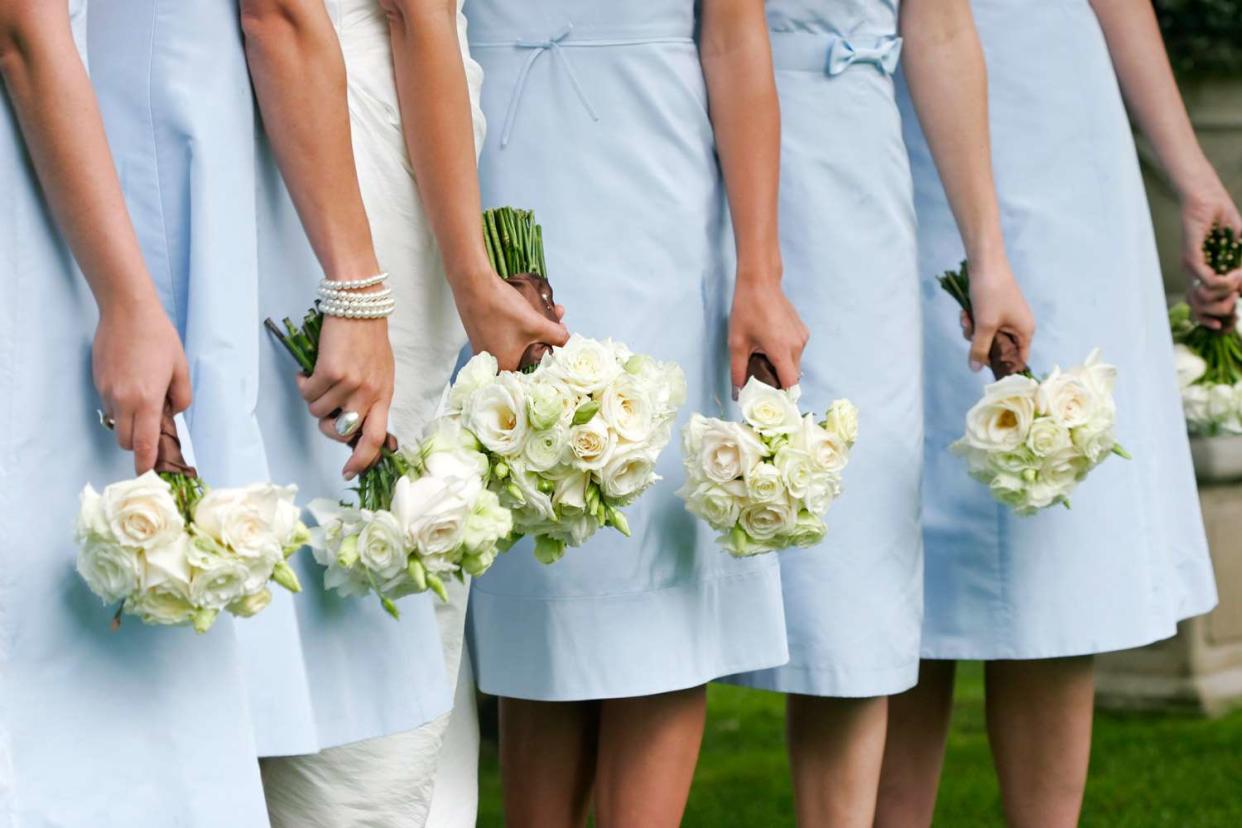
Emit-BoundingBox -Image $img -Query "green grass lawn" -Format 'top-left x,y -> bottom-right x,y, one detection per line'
477,662 -> 1242,826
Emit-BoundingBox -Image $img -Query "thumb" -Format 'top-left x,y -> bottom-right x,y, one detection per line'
532,312 -> 570,347
168,357 -> 193,413
969,324 -> 997,373
730,346 -> 747,395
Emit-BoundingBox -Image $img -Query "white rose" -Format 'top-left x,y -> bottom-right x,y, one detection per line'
738,377 -> 802,437
1038,368 -> 1097,429
963,374 -> 1039,452
144,534 -> 193,591
467,372 -> 529,456
745,462 -> 785,503
738,498 -> 797,541
392,475 -> 471,559
679,478 -> 746,529
551,468 -> 590,513
568,417 -> 616,470
773,446 -> 816,499
988,473 -> 1030,511
695,419 -> 766,483
190,557 -> 251,610
1182,383 -> 1213,431
193,484 -> 290,561
354,509 -> 409,580
1025,417 -> 1072,458
1208,382 -> 1235,422
127,579 -> 195,626
77,535 -> 142,604
548,334 -> 621,395
1075,348 -> 1119,399
505,462 -> 556,523
802,472 -> 841,515
462,489 -> 512,554
786,511 -> 828,548
523,425 -> 568,473
600,375 -> 656,443
419,416 -> 483,461
822,399 -> 859,446
449,352 -> 499,411
599,444 -> 659,504
322,556 -> 372,598
1173,344 -> 1207,390
101,471 -> 184,550
77,484 -> 111,540
794,415 -> 850,474
526,379 -> 573,431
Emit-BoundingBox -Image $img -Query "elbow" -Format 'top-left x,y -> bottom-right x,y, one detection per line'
0,4 -> 56,76
239,0 -> 310,47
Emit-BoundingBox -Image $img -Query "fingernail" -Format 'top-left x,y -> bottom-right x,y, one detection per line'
731,386 -> 740,401
343,470 -> 356,482
970,359 -> 984,373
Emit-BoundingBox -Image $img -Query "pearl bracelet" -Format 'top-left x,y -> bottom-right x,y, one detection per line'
317,285 -> 393,304
319,297 -> 395,319
319,272 -> 388,292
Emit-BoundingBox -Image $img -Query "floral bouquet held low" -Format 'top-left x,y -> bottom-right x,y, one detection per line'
678,355 -> 858,557
938,262 -> 1129,515
439,207 -> 687,565
1171,225 -> 1242,436
266,297 -> 508,619
77,407 -> 306,632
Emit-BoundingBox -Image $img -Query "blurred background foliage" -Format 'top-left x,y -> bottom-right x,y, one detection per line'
1156,0 -> 1242,75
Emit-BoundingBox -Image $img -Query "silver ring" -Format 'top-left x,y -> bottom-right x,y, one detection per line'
97,410 -> 116,431
334,410 -> 362,438
1194,277 -> 1205,289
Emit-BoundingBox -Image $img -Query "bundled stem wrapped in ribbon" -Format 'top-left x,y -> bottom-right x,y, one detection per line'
678,356 -> 858,557
76,406 -> 306,632
938,262 -> 1129,515
1171,225 -> 1242,435
440,207 -> 686,564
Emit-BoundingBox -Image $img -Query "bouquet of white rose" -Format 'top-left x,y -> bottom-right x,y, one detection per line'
1170,226 -> 1242,436
306,417 -> 512,618
76,413 -> 305,632
444,335 -> 685,564
678,373 -> 858,557
939,263 -> 1129,515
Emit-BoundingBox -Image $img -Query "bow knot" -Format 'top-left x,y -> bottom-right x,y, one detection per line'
500,23 -> 600,148
826,35 -> 903,76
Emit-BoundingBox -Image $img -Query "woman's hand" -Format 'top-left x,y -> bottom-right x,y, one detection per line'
728,273 -> 809,393
1180,174 -> 1242,329
962,256 -> 1036,371
93,298 -> 192,474
297,309 -> 395,480
453,273 -> 569,371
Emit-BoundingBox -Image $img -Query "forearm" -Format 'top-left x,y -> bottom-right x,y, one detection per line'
1090,0 -> 1211,196
0,8 -> 156,313
382,0 -> 492,297
240,0 -> 379,279
700,0 -> 782,284
899,0 -> 1005,264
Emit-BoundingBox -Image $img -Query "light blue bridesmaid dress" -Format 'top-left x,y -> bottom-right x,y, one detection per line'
463,0 -> 789,700
0,3 -> 268,825
726,0 -> 923,697
897,0 -> 1217,660
87,0 -> 450,757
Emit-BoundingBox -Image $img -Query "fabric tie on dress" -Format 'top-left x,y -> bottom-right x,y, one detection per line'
769,31 -> 903,76
501,24 -> 600,148
826,35 -> 903,76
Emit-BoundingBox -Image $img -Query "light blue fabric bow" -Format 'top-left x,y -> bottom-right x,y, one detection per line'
501,23 -> 601,148
826,35 -> 903,76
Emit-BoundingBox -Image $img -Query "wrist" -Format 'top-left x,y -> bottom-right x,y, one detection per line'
320,250 -> 383,283
95,280 -> 162,320
735,255 -> 784,289
1169,152 -> 1216,201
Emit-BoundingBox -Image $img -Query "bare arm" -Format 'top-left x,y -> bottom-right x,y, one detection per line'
0,1 -> 190,473
1091,0 -> 1242,326
900,0 -> 1034,369
701,0 -> 807,392
378,0 -> 566,370
240,0 -> 392,478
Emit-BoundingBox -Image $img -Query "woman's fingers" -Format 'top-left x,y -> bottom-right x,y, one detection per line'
307,380 -> 355,420
728,339 -> 748,395
969,323 -> 999,372
131,404 -> 162,474
533,313 -> 570,348
772,351 -> 800,390
168,358 -> 193,414
344,400 -> 389,481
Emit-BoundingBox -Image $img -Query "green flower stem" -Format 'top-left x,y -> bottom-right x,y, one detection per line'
482,207 -> 547,278
937,260 -> 1035,380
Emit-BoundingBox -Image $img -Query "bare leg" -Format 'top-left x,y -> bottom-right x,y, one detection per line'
786,694 -> 888,828
876,660 -> 957,827
499,698 -> 599,828
593,686 -> 708,828
985,657 -> 1094,828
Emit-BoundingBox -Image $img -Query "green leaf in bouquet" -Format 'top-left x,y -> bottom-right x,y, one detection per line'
571,400 -> 600,425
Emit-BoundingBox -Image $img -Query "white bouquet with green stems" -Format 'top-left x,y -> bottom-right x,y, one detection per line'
307,417 -> 513,619
679,373 -> 858,557
939,263 -> 1129,515
76,413 -> 306,632
439,206 -> 687,564
1170,225 -> 1242,436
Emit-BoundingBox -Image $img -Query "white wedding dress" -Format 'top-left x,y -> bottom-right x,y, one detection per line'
258,1 -> 485,826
